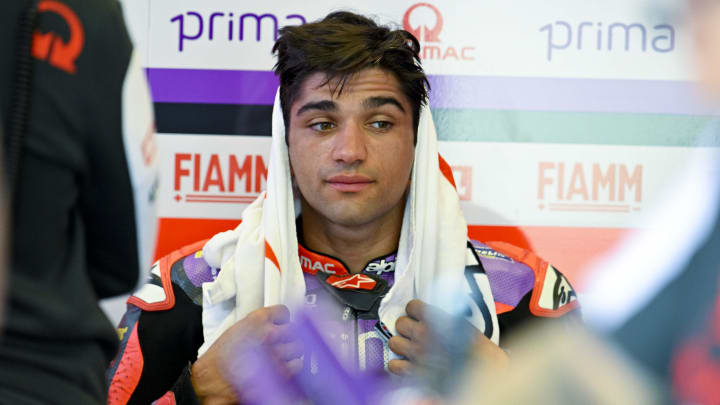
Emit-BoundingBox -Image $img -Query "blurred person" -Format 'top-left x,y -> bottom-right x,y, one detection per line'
642,1 -> 720,403
580,1 -> 720,403
0,0 -> 158,403
106,11 -> 580,404
0,116 -> 6,327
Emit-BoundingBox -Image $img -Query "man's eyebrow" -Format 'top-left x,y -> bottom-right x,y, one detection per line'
296,100 -> 337,116
363,96 -> 406,113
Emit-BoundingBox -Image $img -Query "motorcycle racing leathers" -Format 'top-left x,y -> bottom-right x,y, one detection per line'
107,236 -> 580,405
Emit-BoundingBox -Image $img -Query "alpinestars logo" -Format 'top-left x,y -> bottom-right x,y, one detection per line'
328,274 -> 377,290
365,258 -> 395,275
402,3 -> 475,61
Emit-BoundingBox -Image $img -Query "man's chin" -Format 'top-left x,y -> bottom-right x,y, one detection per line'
301,194 -> 399,229
325,211 -> 375,228
319,204 -> 382,228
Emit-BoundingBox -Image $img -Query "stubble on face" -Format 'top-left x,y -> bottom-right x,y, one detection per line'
287,68 -> 415,234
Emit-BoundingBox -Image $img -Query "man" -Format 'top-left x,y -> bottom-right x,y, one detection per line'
0,0 -> 158,403
107,11 -> 578,404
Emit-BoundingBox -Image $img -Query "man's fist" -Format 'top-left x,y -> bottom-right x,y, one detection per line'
388,299 -> 507,376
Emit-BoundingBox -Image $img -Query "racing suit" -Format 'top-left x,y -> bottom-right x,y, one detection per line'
107,231 -> 579,405
0,0 -> 157,403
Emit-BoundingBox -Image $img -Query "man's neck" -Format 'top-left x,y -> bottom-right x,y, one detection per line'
299,201 -> 404,274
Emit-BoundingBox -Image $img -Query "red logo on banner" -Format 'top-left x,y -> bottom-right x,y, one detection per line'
32,0 -> 84,74
403,3 -> 443,43
173,153 -> 267,204
402,3 -> 475,61
537,162 -> 643,213
327,274 -> 377,291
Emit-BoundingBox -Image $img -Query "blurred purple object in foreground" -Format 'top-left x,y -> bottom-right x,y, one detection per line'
227,309 -> 392,405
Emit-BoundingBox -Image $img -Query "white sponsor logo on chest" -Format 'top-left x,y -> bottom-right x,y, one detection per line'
300,254 -> 337,275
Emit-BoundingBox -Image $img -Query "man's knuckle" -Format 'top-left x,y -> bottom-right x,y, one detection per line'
388,359 -> 404,375
407,299 -> 424,317
388,336 -> 401,353
396,317 -> 409,333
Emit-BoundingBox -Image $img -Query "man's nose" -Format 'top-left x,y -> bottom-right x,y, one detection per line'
331,122 -> 368,165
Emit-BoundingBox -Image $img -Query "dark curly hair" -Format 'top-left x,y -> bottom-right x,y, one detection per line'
272,11 -> 429,142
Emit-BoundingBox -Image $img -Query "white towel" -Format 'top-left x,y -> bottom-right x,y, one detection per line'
198,89 -> 498,357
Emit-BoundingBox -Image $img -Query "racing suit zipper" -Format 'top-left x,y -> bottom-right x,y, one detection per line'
340,306 -> 359,369
352,307 -> 358,368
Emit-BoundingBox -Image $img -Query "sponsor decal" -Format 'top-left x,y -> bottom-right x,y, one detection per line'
538,161 -> 643,213
116,327 -> 128,341
475,247 -> 513,263
298,244 -> 347,275
365,258 -> 395,275
402,3 -> 475,61
32,0 -> 84,74
327,274 -> 377,291
464,267 -> 496,340
300,255 -> 337,275
170,10 -> 306,52
538,265 -> 577,310
540,21 -> 675,61
357,330 -> 389,371
173,152 -> 267,205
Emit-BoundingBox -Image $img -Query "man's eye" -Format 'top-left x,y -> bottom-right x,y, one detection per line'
369,121 -> 392,130
310,122 -> 336,132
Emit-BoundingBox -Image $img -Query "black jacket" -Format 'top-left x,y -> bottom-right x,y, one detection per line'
0,0 -> 157,403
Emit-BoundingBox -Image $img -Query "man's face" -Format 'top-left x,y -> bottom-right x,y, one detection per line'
288,68 -> 415,228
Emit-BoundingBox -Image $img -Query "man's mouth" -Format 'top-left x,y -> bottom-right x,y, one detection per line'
326,174 -> 374,192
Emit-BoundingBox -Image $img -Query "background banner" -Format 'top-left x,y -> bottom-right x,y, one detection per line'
119,0 -> 719,290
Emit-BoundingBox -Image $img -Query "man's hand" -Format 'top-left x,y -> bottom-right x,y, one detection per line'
190,305 -> 303,404
388,299 -> 508,376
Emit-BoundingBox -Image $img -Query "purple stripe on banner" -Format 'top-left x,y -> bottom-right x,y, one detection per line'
146,68 -> 715,115
427,75 -> 716,116
147,68 -> 279,105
